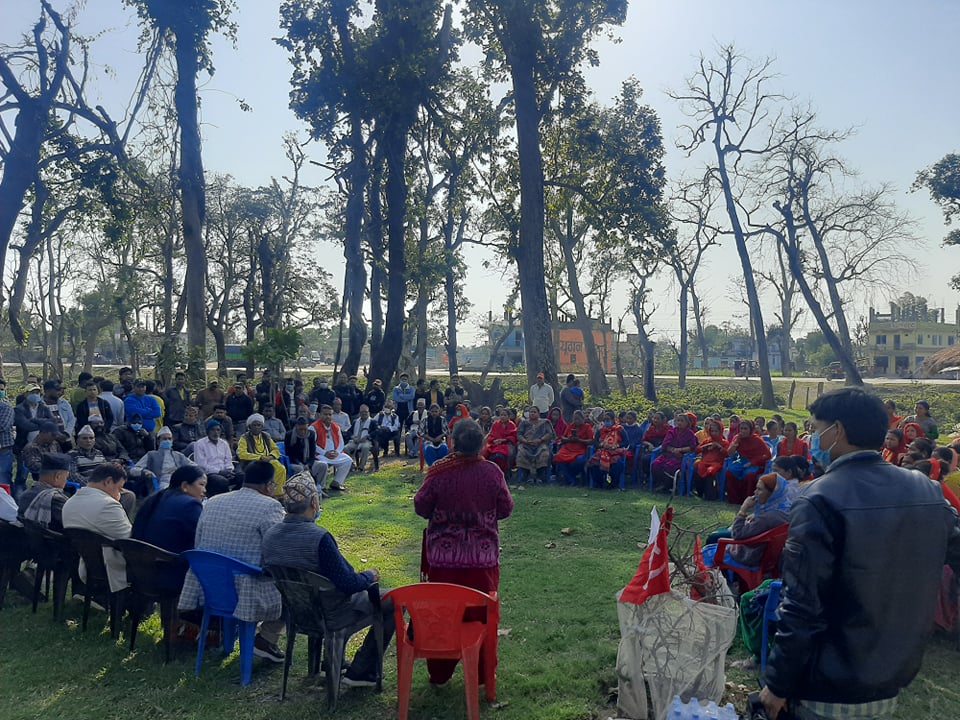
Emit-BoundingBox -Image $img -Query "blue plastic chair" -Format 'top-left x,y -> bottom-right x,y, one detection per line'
646,446 -> 662,491
760,580 -> 783,671
678,453 -> 698,496
182,550 -> 265,686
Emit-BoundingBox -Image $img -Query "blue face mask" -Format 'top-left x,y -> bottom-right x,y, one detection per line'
286,385 -> 294,392
314,506 -> 323,522
604,421 -> 613,428
159,439 -> 173,449
27,394 -> 41,405
131,423 -> 143,432
809,423 -> 836,468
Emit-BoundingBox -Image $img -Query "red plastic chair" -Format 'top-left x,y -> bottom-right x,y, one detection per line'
715,524 -> 790,592
384,583 -> 500,720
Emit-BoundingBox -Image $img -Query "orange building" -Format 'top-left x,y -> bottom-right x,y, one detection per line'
553,322 -> 615,373
486,318 -> 616,373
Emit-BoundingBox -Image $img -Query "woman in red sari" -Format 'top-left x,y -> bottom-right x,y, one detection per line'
882,429 -> 908,466
776,422 -> 809,458
482,407 -> 517,475
553,410 -> 595,486
694,419 -> 728,500
724,419 -> 772,505
415,419 -> 514,686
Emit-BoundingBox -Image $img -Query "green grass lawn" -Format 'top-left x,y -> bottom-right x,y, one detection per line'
1,464 -> 958,719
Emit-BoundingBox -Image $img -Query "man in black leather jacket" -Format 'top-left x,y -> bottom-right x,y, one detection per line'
761,387 -> 960,720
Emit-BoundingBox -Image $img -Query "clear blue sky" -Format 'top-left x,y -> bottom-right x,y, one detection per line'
2,0 -> 958,344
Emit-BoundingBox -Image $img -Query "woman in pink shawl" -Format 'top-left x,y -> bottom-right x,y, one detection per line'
650,412 -> 698,492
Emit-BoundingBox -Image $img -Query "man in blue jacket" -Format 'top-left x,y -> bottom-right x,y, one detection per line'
124,379 -> 162,434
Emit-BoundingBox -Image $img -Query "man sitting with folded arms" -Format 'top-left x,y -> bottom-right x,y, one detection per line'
192,420 -> 238,497
262,474 -> 394,688
344,404 -> 376,471
178,460 -> 286,663
18,452 -> 71,531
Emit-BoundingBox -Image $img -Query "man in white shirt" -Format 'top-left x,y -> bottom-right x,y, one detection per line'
192,420 -> 238,496
98,380 -> 125,426
405,399 -> 429,457
311,405 -> 353,491
344,405 -> 376,471
374,401 -> 402,457
331,397 -> 352,442
529,372 -> 555,414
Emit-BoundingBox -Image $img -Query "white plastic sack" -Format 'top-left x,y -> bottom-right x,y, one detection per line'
616,588 -> 737,720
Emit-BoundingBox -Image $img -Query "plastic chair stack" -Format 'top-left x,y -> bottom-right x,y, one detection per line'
182,549 -> 265,686
266,565 -> 383,708
384,582 -> 499,720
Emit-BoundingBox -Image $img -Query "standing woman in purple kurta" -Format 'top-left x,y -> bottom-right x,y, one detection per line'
414,418 -> 514,686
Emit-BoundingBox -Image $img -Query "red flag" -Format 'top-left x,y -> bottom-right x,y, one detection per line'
693,535 -> 707,573
621,507 -> 674,605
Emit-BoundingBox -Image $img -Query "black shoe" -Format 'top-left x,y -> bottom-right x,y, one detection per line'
253,635 -> 284,663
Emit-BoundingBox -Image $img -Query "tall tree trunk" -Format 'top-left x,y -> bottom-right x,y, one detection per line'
800,199 -> 862,385
367,156 -> 385,361
631,292 -> 657,402
714,139 -> 776,408
367,124 -> 408,388
332,4 -> 368,378
690,286 -> 709,374
557,212 -> 609,396
173,28 -> 207,383
677,282 -> 689,389
442,170 -> 463,379
775,203 -> 863,385
415,214 -> 430,379
506,41 -> 557,391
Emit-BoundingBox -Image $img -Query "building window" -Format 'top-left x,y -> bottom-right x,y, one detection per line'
917,335 -> 923,345
950,336 -> 956,346
876,335 -> 887,346
570,354 -> 577,364
916,357 -> 924,367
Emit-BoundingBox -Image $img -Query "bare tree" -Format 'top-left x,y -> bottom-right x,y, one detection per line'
669,46 -> 782,409
667,176 -> 721,386
758,110 -> 917,385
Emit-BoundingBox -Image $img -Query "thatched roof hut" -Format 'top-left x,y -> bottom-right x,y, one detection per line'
920,347 -> 960,376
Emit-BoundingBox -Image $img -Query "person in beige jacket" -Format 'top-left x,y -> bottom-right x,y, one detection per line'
62,463 -> 131,592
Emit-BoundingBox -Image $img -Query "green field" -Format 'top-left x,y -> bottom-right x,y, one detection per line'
1,464 -> 958,719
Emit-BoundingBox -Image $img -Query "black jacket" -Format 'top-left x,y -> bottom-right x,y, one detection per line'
75,398 -> 115,434
765,451 -> 960,704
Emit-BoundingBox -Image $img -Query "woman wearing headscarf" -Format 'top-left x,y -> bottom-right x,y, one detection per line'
694,419 -> 728,500
726,472 -> 792,565
552,410 -> 595,485
482,407 -> 517,475
588,410 -> 628,489
547,407 -> 567,447
415,419 -> 513,687
650,412 -> 698,493
902,422 -> 925,442
882,428 -> 908,466
515,406 -> 554,483
776,422 -> 808,458
726,414 -> 741,443
901,400 -> 939,440
724,419 -> 772,505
